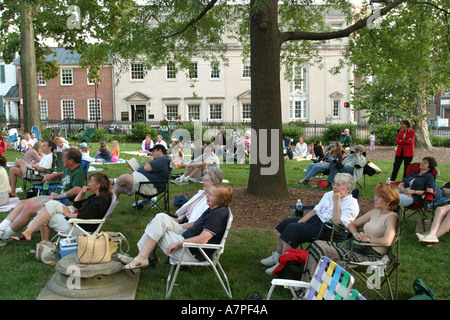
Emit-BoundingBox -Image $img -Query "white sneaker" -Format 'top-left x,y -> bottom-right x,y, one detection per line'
265,263 -> 280,275
174,176 -> 189,185
171,177 -> 181,184
261,251 -> 280,266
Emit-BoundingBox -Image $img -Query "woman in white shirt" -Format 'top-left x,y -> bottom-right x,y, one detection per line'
8,140 -> 56,198
294,137 -> 308,157
55,137 -> 70,153
175,167 -> 223,224
261,173 -> 359,274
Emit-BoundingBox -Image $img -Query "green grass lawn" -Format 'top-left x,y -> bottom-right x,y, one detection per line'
0,143 -> 448,300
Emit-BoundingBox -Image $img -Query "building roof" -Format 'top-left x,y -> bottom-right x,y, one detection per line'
14,47 -> 113,65
3,84 -> 19,100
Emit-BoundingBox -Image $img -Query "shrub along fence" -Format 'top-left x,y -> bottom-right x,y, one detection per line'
3,118 -> 450,147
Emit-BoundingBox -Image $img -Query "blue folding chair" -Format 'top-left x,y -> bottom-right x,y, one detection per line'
31,126 -> 40,141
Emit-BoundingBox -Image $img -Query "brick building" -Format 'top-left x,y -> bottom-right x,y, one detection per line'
15,48 -> 114,125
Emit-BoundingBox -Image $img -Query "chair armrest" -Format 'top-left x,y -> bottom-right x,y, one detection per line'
330,219 -> 348,233
270,278 -> 310,289
182,242 -> 223,250
68,218 -> 106,225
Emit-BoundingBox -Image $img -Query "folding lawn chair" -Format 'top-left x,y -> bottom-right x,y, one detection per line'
390,162 -> 437,228
343,217 -> 401,300
61,193 -> 118,238
267,256 -> 361,300
134,162 -> 172,215
165,211 -> 233,299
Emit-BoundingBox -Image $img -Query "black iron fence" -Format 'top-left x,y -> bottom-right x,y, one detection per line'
2,118 -> 450,139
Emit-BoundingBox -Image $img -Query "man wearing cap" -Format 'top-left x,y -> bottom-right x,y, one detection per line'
113,144 -> 171,198
326,144 -> 366,185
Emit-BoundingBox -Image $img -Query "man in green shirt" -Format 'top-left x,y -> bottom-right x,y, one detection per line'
0,148 -> 86,241
339,128 -> 352,149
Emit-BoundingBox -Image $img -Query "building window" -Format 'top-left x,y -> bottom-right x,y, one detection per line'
333,100 -> 340,117
131,63 -> 144,80
40,100 -> 48,121
189,62 -> 198,79
209,104 -> 222,120
88,99 -> 102,121
121,112 -> 129,121
188,104 -> 200,120
291,100 -> 308,120
61,99 -> 75,119
242,103 -> 251,120
210,62 -> 220,79
242,62 -> 251,78
61,68 -> 73,85
87,68 -> 99,85
292,64 -> 307,93
166,104 -> 178,120
166,63 -> 177,79
0,65 -> 5,83
38,71 -> 46,86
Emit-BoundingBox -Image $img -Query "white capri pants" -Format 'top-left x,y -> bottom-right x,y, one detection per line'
137,213 -> 199,263
40,200 -> 78,235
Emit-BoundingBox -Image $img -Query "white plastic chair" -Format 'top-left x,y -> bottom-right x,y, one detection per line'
59,193 -> 118,238
165,211 -> 233,299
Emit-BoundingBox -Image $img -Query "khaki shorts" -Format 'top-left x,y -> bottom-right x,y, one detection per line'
131,172 -> 158,196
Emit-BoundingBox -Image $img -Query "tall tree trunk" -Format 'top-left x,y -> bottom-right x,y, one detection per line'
20,3 -> 39,132
413,82 -> 433,149
413,101 -> 433,150
247,0 -> 288,199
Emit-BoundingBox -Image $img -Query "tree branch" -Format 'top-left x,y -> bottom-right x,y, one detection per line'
279,0 -> 407,44
163,0 -> 219,39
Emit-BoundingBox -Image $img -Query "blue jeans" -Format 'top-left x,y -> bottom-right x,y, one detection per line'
303,163 -> 330,181
327,164 -> 354,183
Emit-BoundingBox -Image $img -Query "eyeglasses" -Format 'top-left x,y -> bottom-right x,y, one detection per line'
332,182 -> 345,188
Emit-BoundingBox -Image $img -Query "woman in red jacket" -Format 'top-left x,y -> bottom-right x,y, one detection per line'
390,119 -> 415,181
0,134 -> 7,156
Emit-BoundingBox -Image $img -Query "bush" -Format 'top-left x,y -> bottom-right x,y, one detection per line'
130,122 -> 157,142
430,135 -> 450,147
373,124 -> 401,146
282,124 -> 304,142
322,124 -> 356,145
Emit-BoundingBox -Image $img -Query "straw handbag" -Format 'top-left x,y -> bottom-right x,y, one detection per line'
77,233 -> 111,264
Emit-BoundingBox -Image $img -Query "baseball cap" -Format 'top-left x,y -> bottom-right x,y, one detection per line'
79,142 -> 88,148
149,144 -> 168,154
354,145 -> 365,153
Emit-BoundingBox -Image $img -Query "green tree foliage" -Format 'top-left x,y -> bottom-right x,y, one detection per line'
347,0 -> 449,147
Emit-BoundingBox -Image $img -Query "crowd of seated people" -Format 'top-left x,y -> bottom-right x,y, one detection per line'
1,127 -> 448,301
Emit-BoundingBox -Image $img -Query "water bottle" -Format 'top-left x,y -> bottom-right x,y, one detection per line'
296,198 -> 302,212
43,181 -> 49,191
